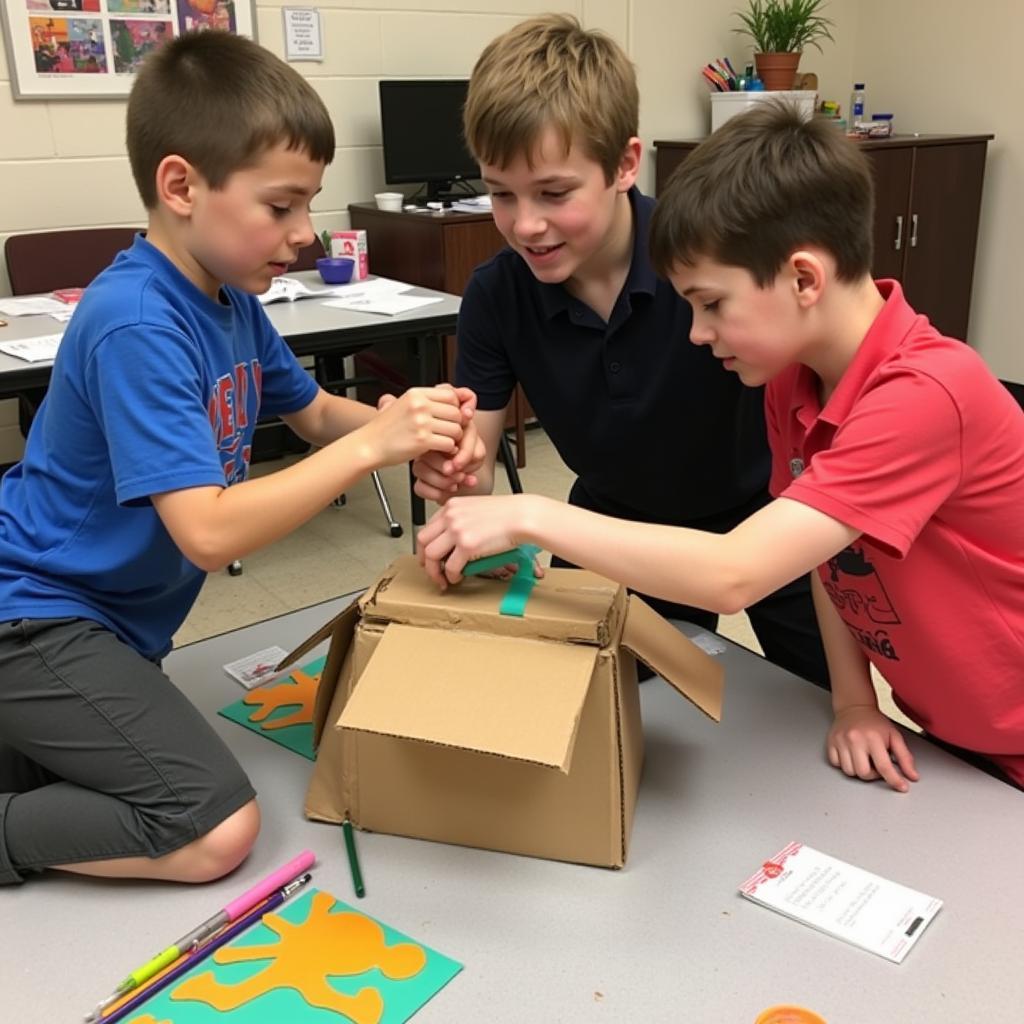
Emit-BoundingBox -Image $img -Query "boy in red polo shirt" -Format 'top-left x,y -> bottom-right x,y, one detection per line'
417,103 -> 1024,793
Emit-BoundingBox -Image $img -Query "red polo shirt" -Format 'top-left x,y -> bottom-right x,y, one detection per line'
766,280 -> 1024,785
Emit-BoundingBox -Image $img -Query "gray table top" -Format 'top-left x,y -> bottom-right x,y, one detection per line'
0,272 -> 461,388
3,594 -> 1022,1022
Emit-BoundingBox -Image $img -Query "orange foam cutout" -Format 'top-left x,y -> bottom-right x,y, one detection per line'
242,668 -> 319,730
172,891 -> 427,1024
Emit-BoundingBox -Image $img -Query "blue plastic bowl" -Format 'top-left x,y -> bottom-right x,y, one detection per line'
316,256 -> 355,285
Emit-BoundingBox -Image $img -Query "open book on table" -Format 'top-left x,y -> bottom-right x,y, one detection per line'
257,276 -> 341,306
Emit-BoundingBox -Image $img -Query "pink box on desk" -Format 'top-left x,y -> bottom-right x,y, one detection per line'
330,230 -> 368,280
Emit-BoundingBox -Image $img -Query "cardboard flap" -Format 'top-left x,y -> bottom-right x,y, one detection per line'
621,597 -> 724,721
309,602 -> 361,747
276,596 -> 359,672
338,623 -> 598,772
361,555 -> 622,645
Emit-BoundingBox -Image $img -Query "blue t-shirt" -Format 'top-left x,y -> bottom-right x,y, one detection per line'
456,188 -> 770,524
0,236 -> 319,659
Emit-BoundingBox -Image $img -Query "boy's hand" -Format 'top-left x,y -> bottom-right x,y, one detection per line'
417,494 -> 534,587
827,705 -> 919,793
410,386 -> 485,502
367,385 -> 464,467
412,430 -> 486,503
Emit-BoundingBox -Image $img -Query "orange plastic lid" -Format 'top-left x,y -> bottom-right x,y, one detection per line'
755,1006 -> 828,1024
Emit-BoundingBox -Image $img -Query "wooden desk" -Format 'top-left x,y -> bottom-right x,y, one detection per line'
5,595 -> 1022,1021
653,134 -> 993,342
0,273 -> 461,537
349,202 -> 528,466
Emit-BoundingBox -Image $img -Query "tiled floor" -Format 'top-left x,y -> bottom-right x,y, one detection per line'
175,428 -> 911,727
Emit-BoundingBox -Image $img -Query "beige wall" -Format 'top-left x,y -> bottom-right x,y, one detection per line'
0,1 -> 1018,460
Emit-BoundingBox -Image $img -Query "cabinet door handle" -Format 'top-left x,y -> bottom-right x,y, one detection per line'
894,215 -> 904,251
910,213 -> 919,248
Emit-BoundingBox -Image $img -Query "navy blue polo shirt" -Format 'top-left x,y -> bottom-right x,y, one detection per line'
455,188 -> 770,525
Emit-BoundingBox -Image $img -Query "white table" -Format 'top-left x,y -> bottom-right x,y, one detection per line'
3,595 -> 1022,1022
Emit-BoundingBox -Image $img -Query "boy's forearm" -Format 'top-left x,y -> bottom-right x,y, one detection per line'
515,495 -> 855,616
167,434 -> 379,570
286,393 -> 376,448
809,573 -> 877,712
518,497 -> 754,614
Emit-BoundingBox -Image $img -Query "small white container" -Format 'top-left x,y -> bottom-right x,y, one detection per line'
374,191 -> 404,212
709,90 -> 816,133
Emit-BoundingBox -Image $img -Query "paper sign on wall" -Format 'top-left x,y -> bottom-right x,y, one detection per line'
283,8 -> 323,61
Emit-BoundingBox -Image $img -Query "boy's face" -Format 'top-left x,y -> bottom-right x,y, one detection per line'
480,127 -> 638,286
670,256 -> 807,388
186,143 -> 324,296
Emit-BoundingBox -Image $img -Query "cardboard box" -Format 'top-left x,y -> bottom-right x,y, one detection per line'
330,229 -> 368,280
287,555 -> 724,869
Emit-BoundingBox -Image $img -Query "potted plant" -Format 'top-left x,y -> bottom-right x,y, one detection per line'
733,0 -> 834,91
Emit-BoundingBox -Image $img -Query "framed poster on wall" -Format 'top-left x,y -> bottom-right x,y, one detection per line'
0,0 -> 257,100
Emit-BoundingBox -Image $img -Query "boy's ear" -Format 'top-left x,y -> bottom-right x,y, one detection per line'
789,249 -> 827,308
614,136 -> 642,192
155,154 -> 201,218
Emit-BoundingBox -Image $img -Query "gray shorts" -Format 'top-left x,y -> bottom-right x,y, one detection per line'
0,617 -> 256,884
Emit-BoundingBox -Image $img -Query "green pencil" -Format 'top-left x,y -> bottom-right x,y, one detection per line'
342,818 -> 365,898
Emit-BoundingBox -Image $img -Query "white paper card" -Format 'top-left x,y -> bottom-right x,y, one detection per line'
739,841 -> 941,963
323,293 -> 444,317
223,646 -> 292,689
689,630 -> 728,656
0,333 -> 63,362
0,296 -> 67,317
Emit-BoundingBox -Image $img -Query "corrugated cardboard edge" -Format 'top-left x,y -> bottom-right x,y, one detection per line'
621,596 -> 724,721
358,556 -> 623,647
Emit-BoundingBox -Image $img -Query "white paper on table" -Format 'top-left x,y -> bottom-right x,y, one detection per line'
49,310 -> 75,323
324,277 -> 411,300
323,293 -> 444,316
0,333 -> 63,363
223,646 -> 292,689
739,841 -> 942,963
0,296 -> 67,317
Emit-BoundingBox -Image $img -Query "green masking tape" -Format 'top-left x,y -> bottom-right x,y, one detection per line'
463,544 -> 541,617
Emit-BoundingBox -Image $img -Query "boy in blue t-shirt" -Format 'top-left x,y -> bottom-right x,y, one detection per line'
0,32 -> 474,886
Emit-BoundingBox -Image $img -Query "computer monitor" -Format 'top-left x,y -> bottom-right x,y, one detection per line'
378,79 -> 480,201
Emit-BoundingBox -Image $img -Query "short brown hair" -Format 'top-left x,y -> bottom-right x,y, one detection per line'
650,102 -> 874,286
463,14 -> 638,183
127,31 -> 335,209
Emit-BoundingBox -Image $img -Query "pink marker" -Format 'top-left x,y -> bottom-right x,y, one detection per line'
223,850 -> 317,922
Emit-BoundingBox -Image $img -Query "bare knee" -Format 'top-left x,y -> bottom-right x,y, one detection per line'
174,799 -> 261,883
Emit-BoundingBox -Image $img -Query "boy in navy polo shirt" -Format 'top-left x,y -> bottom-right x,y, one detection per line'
419,104 -> 1024,793
412,14 -> 828,687
0,32 -> 471,887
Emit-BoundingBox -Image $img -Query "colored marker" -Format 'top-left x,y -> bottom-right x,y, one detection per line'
343,819 -> 365,898
101,874 -> 313,1024
85,850 -> 316,1021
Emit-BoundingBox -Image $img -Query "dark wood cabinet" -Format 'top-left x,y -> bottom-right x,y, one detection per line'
349,203 -> 527,464
653,134 -> 993,341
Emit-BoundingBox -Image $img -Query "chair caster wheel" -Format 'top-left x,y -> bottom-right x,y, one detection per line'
228,560 -> 243,577
390,525 -> 404,538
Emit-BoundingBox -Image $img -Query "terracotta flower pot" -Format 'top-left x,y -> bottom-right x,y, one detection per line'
755,51 -> 801,91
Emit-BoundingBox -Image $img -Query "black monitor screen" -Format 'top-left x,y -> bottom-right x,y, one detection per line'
378,79 -> 479,191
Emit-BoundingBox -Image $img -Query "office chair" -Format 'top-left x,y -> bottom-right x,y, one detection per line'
4,227 -> 141,437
